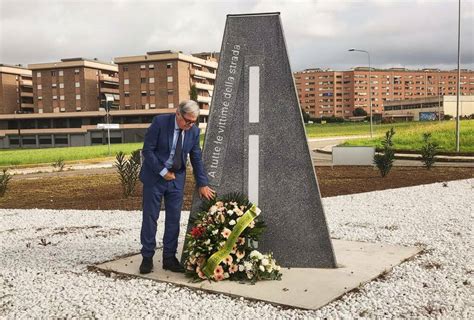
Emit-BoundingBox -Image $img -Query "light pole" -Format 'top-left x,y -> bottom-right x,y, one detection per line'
455,0 -> 461,152
349,48 -> 373,138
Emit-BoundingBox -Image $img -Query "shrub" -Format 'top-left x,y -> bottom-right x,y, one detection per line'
443,114 -> 453,120
420,133 -> 438,170
373,128 -> 395,177
353,107 -> 367,117
115,149 -> 142,198
0,168 -> 12,197
52,158 -> 65,171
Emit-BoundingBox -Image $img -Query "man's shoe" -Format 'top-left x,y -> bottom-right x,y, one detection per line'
139,256 -> 154,274
162,256 -> 185,273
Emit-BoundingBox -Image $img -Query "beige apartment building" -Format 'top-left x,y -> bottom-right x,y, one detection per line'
294,68 -> 474,119
0,64 -> 33,114
114,50 -> 217,111
28,58 -> 119,114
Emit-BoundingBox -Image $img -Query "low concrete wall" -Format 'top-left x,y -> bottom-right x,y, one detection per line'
332,146 -> 375,166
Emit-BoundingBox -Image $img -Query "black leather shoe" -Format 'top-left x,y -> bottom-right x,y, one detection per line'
162,256 -> 185,273
139,256 -> 154,274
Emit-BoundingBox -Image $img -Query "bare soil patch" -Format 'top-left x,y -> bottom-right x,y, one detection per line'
1,166 -> 472,211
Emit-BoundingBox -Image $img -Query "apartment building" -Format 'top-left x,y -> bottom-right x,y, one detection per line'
0,64 -> 33,114
294,68 -> 474,119
114,50 -> 218,111
28,58 -> 119,114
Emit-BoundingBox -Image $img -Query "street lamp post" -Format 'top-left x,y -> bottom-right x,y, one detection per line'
455,0 -> 461,152
349,48 -> 373,138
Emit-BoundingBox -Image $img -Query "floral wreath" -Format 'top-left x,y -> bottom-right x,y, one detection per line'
183,193 -> 282,283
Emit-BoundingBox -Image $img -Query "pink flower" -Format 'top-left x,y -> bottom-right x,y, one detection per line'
221,228 -> 231,239
224,255 -> 233,265
238,237 -> 245,245
213,265 -> 224,281
236,250 -> 245,259
229,264 -> 238,274
196,266 -> 207,280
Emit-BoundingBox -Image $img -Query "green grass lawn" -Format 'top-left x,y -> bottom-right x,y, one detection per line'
0,143 -> 143,167
1,120 -> 472,167
340,120 -> 474,152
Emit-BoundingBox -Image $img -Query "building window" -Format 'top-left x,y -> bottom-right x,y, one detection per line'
37,72 -> 41,78
51,71 -> 56,76
59,70 -> 64,76
150,90 -> 155,96
123,66 -> 128,72
75,82 -> 80,88
167,63 -> 172,69
59,83 -> 64,88
38,96 -> 42,100
74,69 -> 80,74
150,103 -> 156,108
168,103 -> 174,108
149,77 -> 155,83
53,95 -> 58,100
167,89 -> 173,95
140,64 -> 146,69
141,91 -> 147,96
124,79 -> 129,85
76,94 -> 81,100
60,95 -> 64,100
149,64 -> 154,69
124,92 -> 130,97
167,76 -> 173,82
141,78 -> 146,84
37,84 -> 42,90
52,83 -> 57,88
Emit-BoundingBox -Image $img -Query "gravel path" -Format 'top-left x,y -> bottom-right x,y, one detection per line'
1,179 -> 472,318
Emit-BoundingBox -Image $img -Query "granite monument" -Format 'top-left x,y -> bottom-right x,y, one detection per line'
183,12 -> 337,268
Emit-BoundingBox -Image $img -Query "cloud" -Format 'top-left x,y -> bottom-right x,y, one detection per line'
0,0 -> 472,71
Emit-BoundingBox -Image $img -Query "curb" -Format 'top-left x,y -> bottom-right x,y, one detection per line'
314,149 -> 474,163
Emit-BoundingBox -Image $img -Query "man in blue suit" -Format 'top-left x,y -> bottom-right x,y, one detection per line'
139,100 -> 215,274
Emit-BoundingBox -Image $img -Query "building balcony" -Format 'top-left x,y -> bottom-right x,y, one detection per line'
20,91 -> 33,98
194,82 -> 214,91
197,95 -> 212,104
20,79 -> 33,86
99,74 -> 119,82
100,87 -> 120,94
191,69 -> 216,80
21,102 -> 34,109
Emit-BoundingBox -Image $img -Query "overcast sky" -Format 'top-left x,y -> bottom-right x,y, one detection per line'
0,0 -> 473,71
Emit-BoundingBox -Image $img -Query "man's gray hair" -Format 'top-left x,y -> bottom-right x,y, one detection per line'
179,100 -> 200,117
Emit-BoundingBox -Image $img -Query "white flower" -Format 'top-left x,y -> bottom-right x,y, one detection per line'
212,229 -> 219,235
204,239 -> 211,245
261,258 -> 269,266
224,272 -> 230,279
259,265 -> 265,272
229,220 -> 236,226
275,265 -> 281,271
238,264 -> 245,272
209,205 -> 218,214
227,210 -> 234,215
250,250 -> 263,260
244,261 -> 253,271
266,264 -> 273,272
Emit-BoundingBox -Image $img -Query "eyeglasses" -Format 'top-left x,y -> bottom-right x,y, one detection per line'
180,113 -> 197,126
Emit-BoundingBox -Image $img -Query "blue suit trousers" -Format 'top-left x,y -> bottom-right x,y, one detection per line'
140,179 -> 184,259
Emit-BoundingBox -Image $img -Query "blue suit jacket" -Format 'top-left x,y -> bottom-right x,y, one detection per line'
139,114 -> 209,189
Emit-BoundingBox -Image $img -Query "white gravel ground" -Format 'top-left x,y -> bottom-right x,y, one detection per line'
1,179 -> 473,318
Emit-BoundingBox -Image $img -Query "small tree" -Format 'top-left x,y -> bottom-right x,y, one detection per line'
373,128 -> 396,177
115,150 -> 142,198
301,109 -> 310,123
353,107 -> 367,117
420,133 -> 438,170
189,84 -> 198,102
0,169 -> 12,197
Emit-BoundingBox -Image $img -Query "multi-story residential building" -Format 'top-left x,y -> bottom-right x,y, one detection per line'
294,68 -> 474,119
28,58 -> 119,114
114,50 -> 218,111
0,64 -> 33,114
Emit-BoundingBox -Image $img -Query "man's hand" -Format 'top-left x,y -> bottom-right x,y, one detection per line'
163,171 -> 176,181
199,186 -> 215,200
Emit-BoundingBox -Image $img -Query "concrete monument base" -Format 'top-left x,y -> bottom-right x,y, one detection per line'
92,240 -> 421,310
